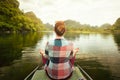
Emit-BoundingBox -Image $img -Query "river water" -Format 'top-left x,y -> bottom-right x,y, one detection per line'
0,32 -> 120,80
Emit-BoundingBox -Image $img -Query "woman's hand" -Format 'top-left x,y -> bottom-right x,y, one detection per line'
40,49 -> 44,55
73,48 -> 79,56
40,49 -> 48,58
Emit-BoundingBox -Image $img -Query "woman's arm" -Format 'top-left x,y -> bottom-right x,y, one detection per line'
70,48 -> 79,58
73,48 -> 79,56
40,42 -> 49,59
40,49 -> 48,58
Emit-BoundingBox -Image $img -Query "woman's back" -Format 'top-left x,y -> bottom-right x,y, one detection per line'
40,21 -> 79,80
45,38 -> 73,79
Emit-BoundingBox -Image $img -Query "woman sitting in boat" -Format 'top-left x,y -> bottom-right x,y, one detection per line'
40,21 -> 79,80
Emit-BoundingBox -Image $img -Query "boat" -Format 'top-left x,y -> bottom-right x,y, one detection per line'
24,65 -> 93,80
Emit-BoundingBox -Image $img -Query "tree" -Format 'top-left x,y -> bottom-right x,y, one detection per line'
113,18 -> 120,30
0,0 -> 46,32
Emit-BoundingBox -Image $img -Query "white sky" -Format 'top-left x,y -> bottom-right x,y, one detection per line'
18,0 -> 120,26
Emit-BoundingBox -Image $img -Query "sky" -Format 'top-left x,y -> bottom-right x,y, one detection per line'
18,0 -> 120,26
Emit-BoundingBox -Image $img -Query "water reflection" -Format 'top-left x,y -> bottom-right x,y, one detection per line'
76,57 -> 113,80
76,52 -> 120,80
113,33 -> 120,52
0,32 -> 44,67
64,32 -> 81,40
36,32 -> 120,80
0,32 -> 44,80
0,32 -> 120,80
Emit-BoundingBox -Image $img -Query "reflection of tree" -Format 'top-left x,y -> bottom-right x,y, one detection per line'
64,32 -> 81,40
64,32 -> 91,41
113,34 -> 120,51
0,32 -> 44,67
43,31 -> 53,38
100,33 -> 111,39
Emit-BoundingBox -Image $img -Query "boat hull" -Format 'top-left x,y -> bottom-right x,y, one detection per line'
31,67 -> 86,80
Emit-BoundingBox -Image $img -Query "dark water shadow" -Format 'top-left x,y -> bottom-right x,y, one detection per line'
0,32 -> 45,80
113,33 -> 120,52
75,58 -> 114,80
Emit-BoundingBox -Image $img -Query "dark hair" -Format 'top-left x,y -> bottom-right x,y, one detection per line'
54,21 -> 65,36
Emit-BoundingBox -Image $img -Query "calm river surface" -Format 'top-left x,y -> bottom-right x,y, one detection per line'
0,32 -> 120,80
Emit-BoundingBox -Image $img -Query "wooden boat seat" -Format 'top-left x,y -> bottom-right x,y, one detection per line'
31,67 -> 85,80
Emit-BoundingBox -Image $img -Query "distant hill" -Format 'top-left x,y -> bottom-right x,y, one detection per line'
64,20 -> 82,31
64,20 -> 82,27
44,23 -> 53,31
64,19 -> 112,33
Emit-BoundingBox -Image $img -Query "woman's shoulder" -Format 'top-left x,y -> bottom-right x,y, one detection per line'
62,39 -> 73,46
47,38 -> 73,46
46,39 -> 54,45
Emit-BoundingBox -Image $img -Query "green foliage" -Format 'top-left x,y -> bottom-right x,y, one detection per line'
98,23 -> 112,32
25,12 -> 46,31
109,18 -> 120,33
0,0 -> 46,32
113,18 -> 120,30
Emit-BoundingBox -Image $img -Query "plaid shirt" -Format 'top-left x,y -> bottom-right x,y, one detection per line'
45,38 -> 74,79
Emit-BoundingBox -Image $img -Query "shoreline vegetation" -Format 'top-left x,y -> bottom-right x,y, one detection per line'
0,0 -> 120,34
0,0 -> 46,33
